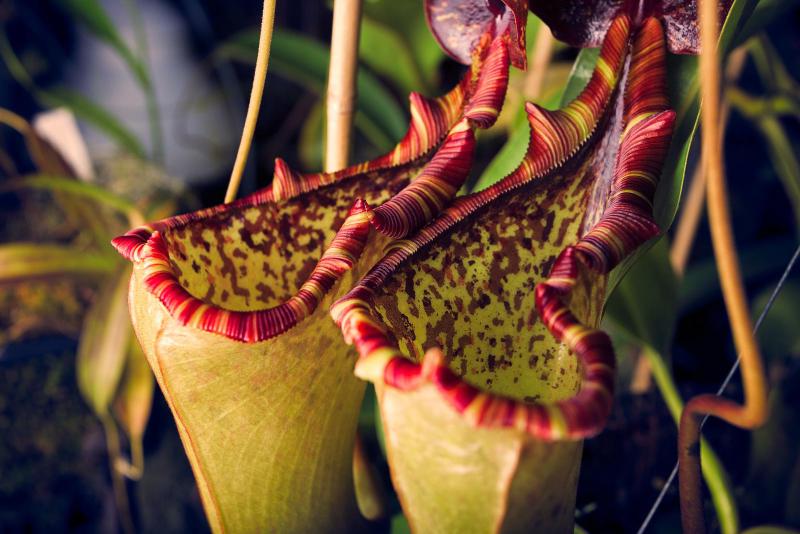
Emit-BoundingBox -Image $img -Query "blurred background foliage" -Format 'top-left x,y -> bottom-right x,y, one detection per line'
1,0 -> 800,532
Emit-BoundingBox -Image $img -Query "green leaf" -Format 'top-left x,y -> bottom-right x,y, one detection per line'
298,100 -> 326,170
56,0 -> 151,90
757,117 -> 800,232
741,527 -> 800,534
604,238 -> 677,354
361,0 -> 443,88
746,373 -> 800,522
360,17 -> 428,94
0,174 -> 143,223
0,243 -> 117,283
560,48 -> 600,106
643,343 -> 740,534
655,0 -> 758,229
115,340 -> 155,439
76,265 -> 133,416
113,339 -> 155,479
472,108 -> 530,191
390,514 -> 411,534
40,88 -> 147,159
734,0 -> 800,47
473,88 -> 565,192
215,28 -> 407,148
752,281 -> 800,359
353,434 -> 387,521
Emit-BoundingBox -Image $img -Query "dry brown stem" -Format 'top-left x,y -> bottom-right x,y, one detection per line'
678,3 -> 769,532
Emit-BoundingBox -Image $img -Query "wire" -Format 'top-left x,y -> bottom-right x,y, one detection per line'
636,242 -> 800,534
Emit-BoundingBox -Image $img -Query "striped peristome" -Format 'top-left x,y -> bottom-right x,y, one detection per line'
522,15 -> 630,179
331,15 -> 675,441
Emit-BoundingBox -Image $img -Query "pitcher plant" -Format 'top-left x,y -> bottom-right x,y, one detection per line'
110,0 -> 733,531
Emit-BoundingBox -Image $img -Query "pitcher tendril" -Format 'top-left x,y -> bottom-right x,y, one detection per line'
224,0 -> 276,203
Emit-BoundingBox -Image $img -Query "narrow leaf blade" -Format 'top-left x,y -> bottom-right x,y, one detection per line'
77,265 -> 133,416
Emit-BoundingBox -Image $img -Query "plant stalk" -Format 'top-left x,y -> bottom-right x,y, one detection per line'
100,413 -> 135,534
325,0 -> 363,172
323,0 -> 385,518
224,0 -> 277,203
679,2 -> 769,532
524,23 -> 554,100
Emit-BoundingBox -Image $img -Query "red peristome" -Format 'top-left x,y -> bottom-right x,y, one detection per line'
141,233 -> 302,342
559,391 -> 607,437
370,123 -> 476,238
525,404 -> 552,437
575,110 -> 675,271
336,17 -> 677,441
624,17 -> 669,122
131,194 -> 374,343
448,382 -> 482,412
110,186 -> 275,262
506,15 -> 631,185
384,357 -> 425,390
462,35 -> 511,128
531,19 -> 673,438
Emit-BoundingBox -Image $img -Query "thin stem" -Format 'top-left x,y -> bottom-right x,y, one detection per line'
325,0 -> 363,172
679,1 -> 769,532
114,438 -> 145,480
668,165 -> 708,276
122,0 -> 164,163
130,437 -> 144,478
524,23 -> 554,100
100,413 -> 135,534
643,347 -> 739,534
224,0 -> 277,203
749,36 -> 800,98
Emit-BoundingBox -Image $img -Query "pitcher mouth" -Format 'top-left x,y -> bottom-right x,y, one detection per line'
330,176 -> 616,441
111,124 -> 468,343
333,110 -> 674,441
332,16 -> 676,441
